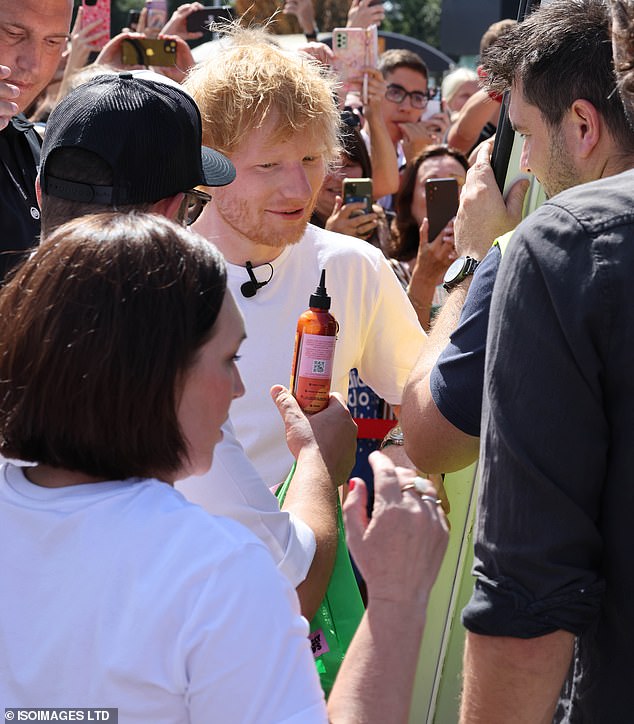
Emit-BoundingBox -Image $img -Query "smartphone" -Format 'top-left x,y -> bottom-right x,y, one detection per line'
186,5 -> 234,33
491,91 -> 515,192
144,0 -> 167,34
81,0 -> 110,50
425,177 -> 459,242
422,88 -> 441,120
343,177 -> 373,218
127,8 -> 141,31
121,38 -> 177,66
332,26 -> 379,103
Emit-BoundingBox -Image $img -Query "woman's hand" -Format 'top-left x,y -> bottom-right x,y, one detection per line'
325,196 -> 379,239
160,2 -> 205,41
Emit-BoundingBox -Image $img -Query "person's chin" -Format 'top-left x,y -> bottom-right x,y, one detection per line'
267,213 -> 311,245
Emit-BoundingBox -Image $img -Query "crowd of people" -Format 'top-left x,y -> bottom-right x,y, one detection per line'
1,0 -> 633,721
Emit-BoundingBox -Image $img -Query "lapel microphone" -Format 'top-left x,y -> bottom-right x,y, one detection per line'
240,261 -> 274,298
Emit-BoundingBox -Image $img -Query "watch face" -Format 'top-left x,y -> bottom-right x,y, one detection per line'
444,256 -> 467,284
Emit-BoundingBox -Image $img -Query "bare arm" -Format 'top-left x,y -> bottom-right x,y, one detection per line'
363,68 -> 400,198
272,386 -> 357,620
446,88 -> 501,155
401,141 -> 529,473
401,279 -> 480,473
328,452 -> 449,723
460,631 -> 575,724
57,8 -> 105,102
406,218 -> 457,330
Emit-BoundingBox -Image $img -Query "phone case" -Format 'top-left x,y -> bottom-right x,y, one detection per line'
342,177 -> 373,216
121,38 -> 177,66
426,178 -> 459,242
144,0 -> 167,33
81,0 -> 110,50
332,26 -> 379,84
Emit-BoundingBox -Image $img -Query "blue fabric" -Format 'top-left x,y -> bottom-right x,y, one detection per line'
347,368 -> 384,514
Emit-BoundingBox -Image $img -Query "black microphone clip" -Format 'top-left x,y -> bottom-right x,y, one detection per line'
240,261 -> 274,298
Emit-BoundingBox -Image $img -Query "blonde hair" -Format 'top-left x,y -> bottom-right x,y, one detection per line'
441,67 -> 478,105
184,26 -> 341,165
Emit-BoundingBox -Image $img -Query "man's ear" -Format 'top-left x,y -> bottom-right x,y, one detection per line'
35,173 -> 42,207
152,192 -> 184,221
568,99 -> 601,159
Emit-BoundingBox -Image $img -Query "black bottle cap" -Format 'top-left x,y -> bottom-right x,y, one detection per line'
309,269 -> 331,310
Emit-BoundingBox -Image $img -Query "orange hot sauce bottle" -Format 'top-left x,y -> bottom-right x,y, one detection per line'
289,270 -> 338,414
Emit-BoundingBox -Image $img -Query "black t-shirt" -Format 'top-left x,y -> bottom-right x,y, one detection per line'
0,115 -> 41,281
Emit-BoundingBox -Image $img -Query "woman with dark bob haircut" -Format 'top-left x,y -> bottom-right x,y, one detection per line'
0,212 -> 450,722
0,213 -> 231,480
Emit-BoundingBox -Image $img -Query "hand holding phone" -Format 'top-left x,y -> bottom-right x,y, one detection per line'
185,6 -> 234,33
342,177 -> 373,217
81,0 -> 111,50
332,26 -> 378,104
121,37 -> 177,66
425,177 -> 459,242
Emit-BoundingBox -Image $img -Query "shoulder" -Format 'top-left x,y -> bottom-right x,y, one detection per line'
502,172 -> 634,300
514,171 -> 634,255
302,223 -> 385,267
116,480 -> 272,564
546,170 -> 634,231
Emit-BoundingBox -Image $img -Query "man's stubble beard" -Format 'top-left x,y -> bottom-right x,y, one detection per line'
214,193 -> 316,250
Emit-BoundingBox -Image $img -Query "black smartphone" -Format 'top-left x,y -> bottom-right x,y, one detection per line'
426,177 -> 459,242
342,177 -> 373,217
491,92 -> 514,192
127,8 -> 141,30
121,38 -> 177,66
185,5 -> 233,33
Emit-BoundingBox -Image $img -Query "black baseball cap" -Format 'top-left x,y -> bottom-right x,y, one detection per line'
40,72 -> 235,205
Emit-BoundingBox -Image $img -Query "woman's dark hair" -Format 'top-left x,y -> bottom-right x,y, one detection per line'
389,145 -> 468,261
0,212 -> 227,480
311,115 -> 373,228
340,120 -> 372,179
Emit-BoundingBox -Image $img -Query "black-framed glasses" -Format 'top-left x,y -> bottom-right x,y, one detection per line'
384,83 -> 432,110
179,188 -> 211,226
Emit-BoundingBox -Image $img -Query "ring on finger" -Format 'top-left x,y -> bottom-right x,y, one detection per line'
421,494 -> 443,505
401,475 -> 434,496
401,483 -> 442,505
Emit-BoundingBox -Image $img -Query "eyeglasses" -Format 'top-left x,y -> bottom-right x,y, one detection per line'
384,83 -> 432,110
179,188 -> 212,226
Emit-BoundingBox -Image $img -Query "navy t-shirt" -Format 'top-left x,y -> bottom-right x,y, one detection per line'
429,245 -> 501,437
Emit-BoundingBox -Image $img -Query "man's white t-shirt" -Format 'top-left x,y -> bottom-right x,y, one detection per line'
0,463 -> 326,723
178,225 -> 424,564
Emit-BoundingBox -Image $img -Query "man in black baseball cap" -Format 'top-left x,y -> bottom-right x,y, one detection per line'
37,71 -> 235,235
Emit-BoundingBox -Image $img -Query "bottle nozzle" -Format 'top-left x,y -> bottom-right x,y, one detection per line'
309,269 -> 331,310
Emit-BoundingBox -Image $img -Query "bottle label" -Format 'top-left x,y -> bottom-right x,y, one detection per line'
294,333 -> 336,414
297,333 -> 335,378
